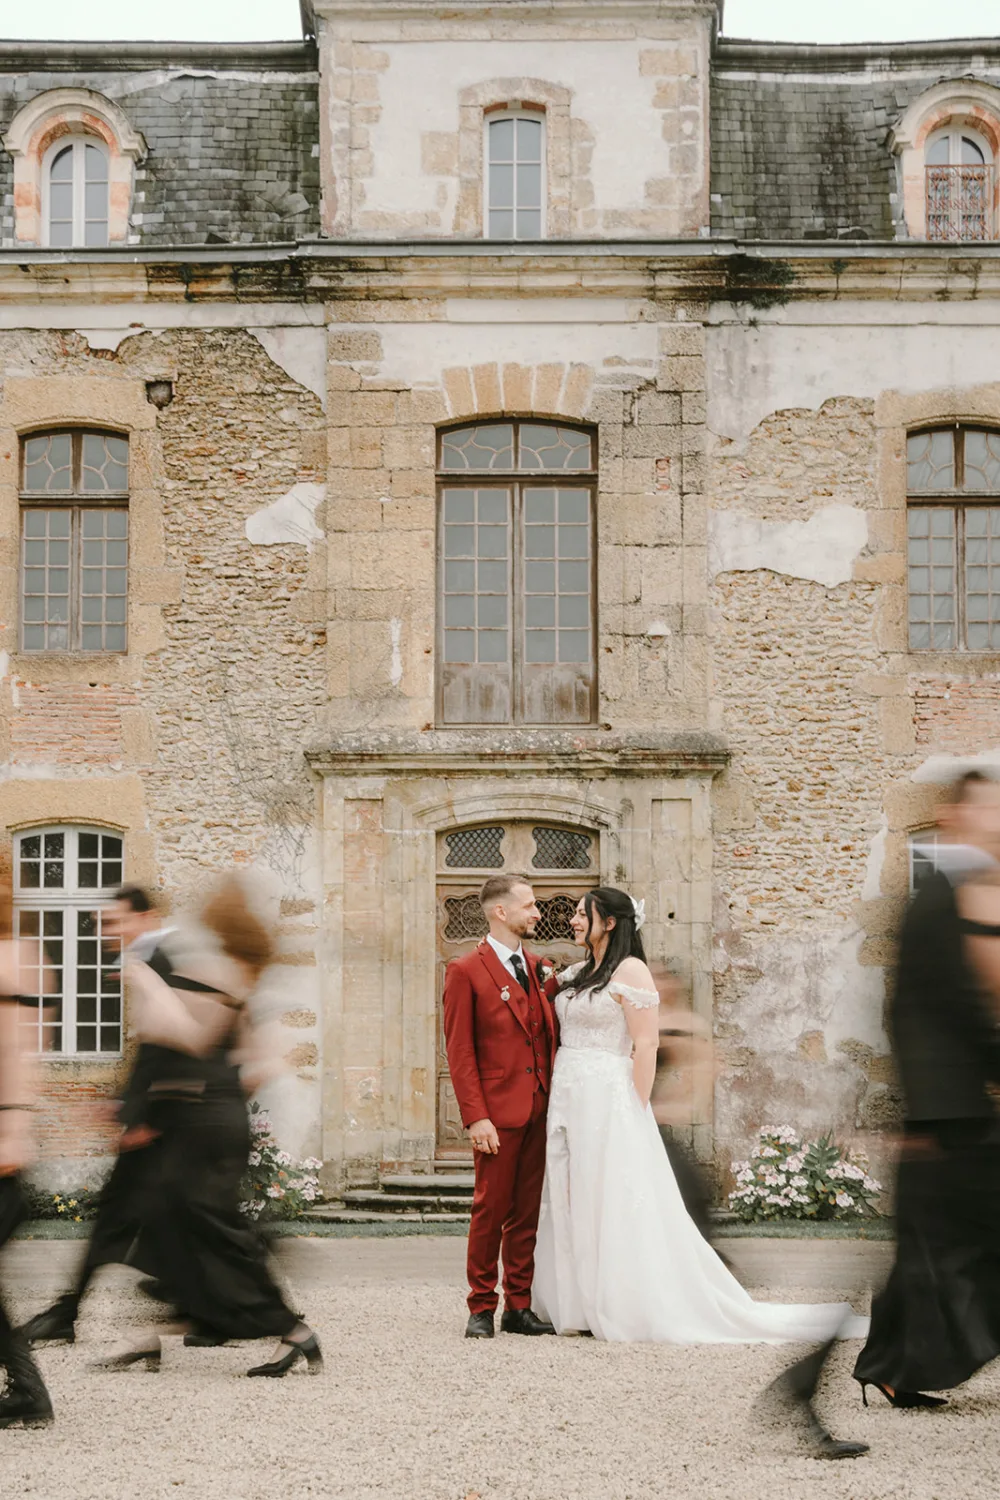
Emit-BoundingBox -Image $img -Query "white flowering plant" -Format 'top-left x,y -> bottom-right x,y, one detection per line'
728,1126 -> 882,1222
239,1104 -> 323,1222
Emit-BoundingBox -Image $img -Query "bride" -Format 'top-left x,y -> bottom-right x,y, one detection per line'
531,886 -> 869,1345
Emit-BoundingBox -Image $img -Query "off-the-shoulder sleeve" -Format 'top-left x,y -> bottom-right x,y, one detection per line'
559,961 -> 586,984
609,980 -> 660,1010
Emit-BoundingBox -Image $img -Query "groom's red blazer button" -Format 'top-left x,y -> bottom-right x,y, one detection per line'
526,1067 -> 533,1073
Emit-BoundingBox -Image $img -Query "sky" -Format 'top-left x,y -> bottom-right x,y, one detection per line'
0,0 -> 997,43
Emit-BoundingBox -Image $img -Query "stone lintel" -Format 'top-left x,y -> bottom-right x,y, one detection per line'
306,728 -> 730,778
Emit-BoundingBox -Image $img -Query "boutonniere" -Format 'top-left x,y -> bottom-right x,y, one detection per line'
538,961 -> 558,985
500,986 -> 511,1003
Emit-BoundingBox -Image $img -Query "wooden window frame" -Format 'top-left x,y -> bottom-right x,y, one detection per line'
19,428 -> 129,655
436,419 -> 598,726
907,423 -> 1000,652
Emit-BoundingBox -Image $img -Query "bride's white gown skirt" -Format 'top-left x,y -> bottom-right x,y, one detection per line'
532,1047 -> 868,1345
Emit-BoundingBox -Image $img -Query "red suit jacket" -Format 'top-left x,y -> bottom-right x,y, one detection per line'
443,941 -> 558,1130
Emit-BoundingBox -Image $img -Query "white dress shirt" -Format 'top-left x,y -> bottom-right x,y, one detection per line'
486,933 -> 527,984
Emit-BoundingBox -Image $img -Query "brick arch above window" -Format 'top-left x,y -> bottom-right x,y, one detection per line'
890,79 -> 1000,240
1,88 -> 147,246
455,78 -> 575,237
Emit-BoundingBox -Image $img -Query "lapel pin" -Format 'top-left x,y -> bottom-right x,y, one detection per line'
500,986 -> 511,1002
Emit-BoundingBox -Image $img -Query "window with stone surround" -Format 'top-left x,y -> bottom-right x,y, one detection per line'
485,109 -> 545,240
44,137 -> 109,248
924,128 -> 994,242
19,429 -> 129,653
907,426 -> 1000,650
13,826 -> 124,1056
437,419 -> 596,724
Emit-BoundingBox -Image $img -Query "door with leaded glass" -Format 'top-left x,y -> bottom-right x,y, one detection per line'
435,821 -> 597,1159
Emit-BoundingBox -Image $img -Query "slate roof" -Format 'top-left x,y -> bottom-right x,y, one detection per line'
712,39 -> 1000,241
0,43 -> 320,247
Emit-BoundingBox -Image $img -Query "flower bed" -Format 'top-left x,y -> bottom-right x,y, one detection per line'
239,1103 -> 323,1222
728,1126 -> 882,1223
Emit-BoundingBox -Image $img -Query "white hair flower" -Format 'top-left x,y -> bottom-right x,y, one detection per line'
630,896 -> 646,930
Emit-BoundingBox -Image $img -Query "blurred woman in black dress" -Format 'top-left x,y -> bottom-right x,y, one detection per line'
0,882 -> 53,1426
94,875 -> 321,1378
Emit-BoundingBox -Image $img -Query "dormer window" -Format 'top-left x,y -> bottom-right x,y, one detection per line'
486,109 -> 544,240
925,128 -> 994,241
45,139 -> 109,248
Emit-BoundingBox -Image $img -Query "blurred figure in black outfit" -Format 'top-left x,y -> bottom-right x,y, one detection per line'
19,884 -> 178,1346
0,882 -> 53,1427
91,874 -> 320,1378
648,963 -> 718,1248
854,769 -> 1000,1407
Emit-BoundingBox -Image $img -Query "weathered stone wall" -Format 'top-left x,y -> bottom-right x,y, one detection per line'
0,325 -> 328,1175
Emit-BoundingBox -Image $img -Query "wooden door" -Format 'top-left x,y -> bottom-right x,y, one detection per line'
435,822 -> 596,1160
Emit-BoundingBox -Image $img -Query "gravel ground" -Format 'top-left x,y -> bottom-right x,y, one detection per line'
0,1237 -> 997,1500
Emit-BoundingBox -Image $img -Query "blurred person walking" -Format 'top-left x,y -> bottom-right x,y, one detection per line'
92,874 -> 321,1378
853,770 -> 1000,1407
0,881 -> 53,1427
20,885 -> 181,1347
648,962 -> 717,1248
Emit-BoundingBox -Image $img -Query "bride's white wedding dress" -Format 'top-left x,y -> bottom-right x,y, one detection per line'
531,963 -> 869,1344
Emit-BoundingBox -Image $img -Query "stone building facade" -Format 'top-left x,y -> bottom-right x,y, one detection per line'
3,0 -> 1000,1192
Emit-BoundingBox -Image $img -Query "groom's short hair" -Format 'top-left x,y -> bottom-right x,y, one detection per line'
479,873 -> 531,910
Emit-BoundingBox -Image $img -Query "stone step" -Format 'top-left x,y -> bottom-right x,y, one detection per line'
343,1189 -> 473,1212
380,1172 -> 475,1195
302,1205 -> 470,1224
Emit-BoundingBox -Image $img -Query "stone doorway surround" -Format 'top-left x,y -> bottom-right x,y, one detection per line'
306,729 -> 728,1189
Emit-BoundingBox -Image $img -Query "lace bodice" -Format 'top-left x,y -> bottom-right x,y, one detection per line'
555,962 -> 659,1056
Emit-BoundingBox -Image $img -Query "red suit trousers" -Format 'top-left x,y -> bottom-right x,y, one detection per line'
466,1087 -> 548,1316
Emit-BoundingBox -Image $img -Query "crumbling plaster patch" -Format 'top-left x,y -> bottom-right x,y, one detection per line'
708,505 -> 868,589
246,482 -> 325,549
707,304 -> 1000,444
862,816 -> 888,902
912,749 -> 1000,783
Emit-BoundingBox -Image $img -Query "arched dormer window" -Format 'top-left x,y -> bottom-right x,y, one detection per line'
1,88 -> 145,246
890,81 -> 1000,242
485,108 -> 545,240
925,127 -> 993,242
45,138 -> 109,248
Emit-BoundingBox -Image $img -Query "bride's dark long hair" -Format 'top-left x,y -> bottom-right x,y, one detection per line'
563,886 -> 646,998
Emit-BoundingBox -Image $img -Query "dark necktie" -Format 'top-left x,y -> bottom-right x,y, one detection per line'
510,953 -> 529,993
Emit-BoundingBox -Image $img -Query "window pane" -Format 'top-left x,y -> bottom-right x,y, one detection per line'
443,490 -> 474,523
525,525 -> 555,559
963,504 -> 1000,651
526,595 -> 555,628
84,144 -> 107,183
488,209 -> 514,240
559,630 -> 590,662
21,509 -> 73,652
517,163 -> 542,209
477,595 -> 508,627
50,145 -> 73,181
963,431 -> 1000,492
558,526 -> 589,559
477,630 -> 508,663
517,209 -> 540,238
444,525 -> 474,557
23,434 -> 72,491
524,490 -> 555,524
81,434 -> 128,491
559,560 -> 589,592
519,426 -> 592,472
75,510 -> 129,651
445,595 -> 475,627
489,117 -> 514,162
526,561 -> 555,593
908,506 -> 955,649
489,163 -> 514,209
444,630 -> 475,662
558,594 -> 590,627
525,629 -> 556,663
907,430 -> 954,491
477,561 -> 506,593
516,117 -> 543,162
440,426 -> 515,471
961,135 -> 987,165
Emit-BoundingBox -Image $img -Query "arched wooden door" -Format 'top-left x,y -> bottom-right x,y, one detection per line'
435,822 -> 597,1160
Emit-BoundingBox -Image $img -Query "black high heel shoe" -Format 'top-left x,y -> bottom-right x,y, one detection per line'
91,1340 -> 161,1373
247,1332 -> 322,1378
857,1379 -> 947,1409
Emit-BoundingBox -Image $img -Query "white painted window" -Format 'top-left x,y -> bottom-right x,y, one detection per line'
925,128 -> 994,241
44,138 -> 109,248
908,828 -> 941,893
485,110 -> 545,240
13,827 -> 124,1056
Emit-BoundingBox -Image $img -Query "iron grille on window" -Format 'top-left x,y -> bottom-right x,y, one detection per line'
925,165 -> 994,242
444,826 -> 505,869
534,894 -> 578,943
20,430 -> 129,652
13,826 -> 124,1055
532,826 -> 593,870
444,894 -> 490,941
438,419 -> 596,726
907,426 -> 1000,649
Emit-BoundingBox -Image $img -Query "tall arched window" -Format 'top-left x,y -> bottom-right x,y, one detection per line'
13,826 -> 125,1055
925,127 -> 994,241
437,419 -> 596,724
485,109 -> 545,240
44,138 -> 109,248
907,425 -> 1000,650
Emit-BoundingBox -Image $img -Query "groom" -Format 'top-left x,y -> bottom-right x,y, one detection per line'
443,874 -> 557,1338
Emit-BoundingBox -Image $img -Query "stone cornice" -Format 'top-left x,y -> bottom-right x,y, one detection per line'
305,730 -> 730,777
714,36 -> 1000,74
0,40 -> 317,72
309,0 -> 719,21
4,242 -> 1000,305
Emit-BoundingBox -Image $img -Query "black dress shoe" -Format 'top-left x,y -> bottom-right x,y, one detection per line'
500,1307 -> 555,1335
18,1299 -> 76,1347
183,1330 -> 226,1348
465,1312 -> 495,1339
813,1432 -> 869,1461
